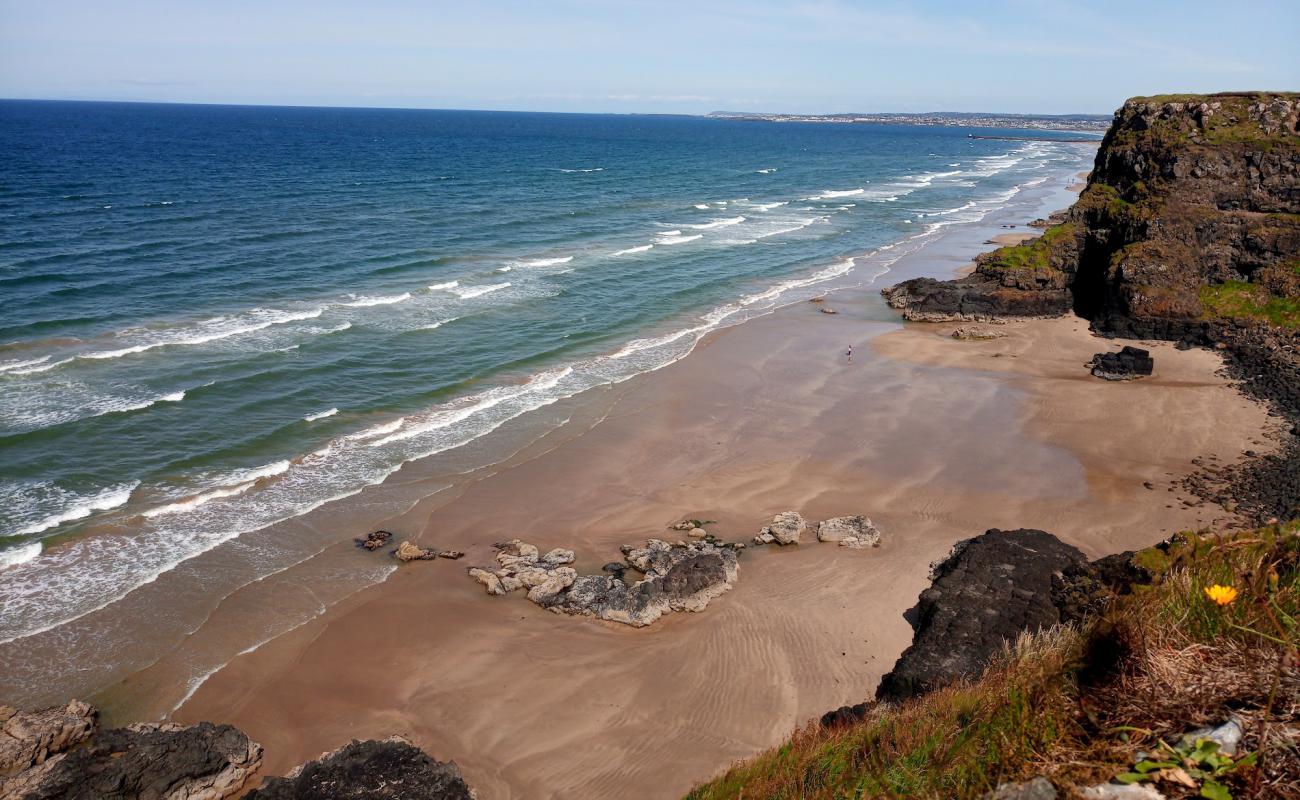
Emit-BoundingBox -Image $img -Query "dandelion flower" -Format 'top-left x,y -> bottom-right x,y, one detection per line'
1204,584 -> 1238,606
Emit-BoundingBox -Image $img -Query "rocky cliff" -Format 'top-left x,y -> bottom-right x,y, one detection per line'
884,92 -> 1300,338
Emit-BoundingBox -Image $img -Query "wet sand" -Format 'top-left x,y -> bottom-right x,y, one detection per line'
175,286 -> 1272,797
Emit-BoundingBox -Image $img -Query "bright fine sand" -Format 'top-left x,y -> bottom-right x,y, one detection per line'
174,256 -> 1275,797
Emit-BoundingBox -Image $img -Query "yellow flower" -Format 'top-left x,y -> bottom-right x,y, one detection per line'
1204,584 -> 1238,606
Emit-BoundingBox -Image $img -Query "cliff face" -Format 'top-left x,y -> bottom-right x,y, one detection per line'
884,92 -> 1300,338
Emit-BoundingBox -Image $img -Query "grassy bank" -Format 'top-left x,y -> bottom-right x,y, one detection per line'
686,526 -> 1299,799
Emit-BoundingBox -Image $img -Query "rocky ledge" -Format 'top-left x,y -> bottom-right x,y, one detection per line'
246,737 -> 472,800
0,701 -> 263,800
1,701 -> 475,800
822,529 -> 1149,726
469,537 -> 740,627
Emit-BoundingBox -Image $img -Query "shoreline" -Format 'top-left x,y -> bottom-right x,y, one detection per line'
144,168 -> 1273,798
0,151 -> 1095,711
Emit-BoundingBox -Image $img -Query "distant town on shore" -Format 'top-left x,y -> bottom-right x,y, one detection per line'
707,110 -> 1111,131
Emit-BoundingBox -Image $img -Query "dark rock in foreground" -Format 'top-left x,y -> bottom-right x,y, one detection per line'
246,737 -> 472,800
875,529 -> 1091,703
1,709 -> 262,800
1089,346 -> 1154,380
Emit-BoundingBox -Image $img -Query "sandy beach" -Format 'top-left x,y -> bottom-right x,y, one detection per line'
163,225 -> 1273,797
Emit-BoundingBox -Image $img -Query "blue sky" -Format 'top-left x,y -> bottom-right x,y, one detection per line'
1,0 -> 1296,114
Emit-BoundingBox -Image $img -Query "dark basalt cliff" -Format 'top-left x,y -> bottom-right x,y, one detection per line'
884,92 -> 1300,338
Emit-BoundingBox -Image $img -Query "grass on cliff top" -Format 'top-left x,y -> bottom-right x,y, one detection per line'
1201,281 -> 1300,330
978,222 -> 1075,277
685,525 -> 1300,800
1116,92 -> 1299,149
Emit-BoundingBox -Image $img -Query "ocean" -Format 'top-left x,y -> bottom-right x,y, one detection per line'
0,100 -> 1096,653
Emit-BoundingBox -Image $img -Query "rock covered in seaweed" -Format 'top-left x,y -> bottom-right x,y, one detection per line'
245,737 -> 472,800
355,530 -> 393,551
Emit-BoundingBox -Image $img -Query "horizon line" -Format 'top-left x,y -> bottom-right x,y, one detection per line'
0,95 -> 1117,119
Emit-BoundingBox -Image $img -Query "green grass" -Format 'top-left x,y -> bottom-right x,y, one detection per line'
977,223 -> 1076,279
685,525 -> 1300,799
1200,280 -> 1300,329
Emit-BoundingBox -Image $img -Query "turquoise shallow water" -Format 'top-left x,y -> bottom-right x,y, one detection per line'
0,100 -> 1096,643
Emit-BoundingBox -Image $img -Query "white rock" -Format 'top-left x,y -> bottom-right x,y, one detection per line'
757,511 -> 806,545
468,568 -> 504,595
1078,784 -> 1167,800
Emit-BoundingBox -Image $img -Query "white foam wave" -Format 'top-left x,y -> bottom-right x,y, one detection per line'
345,418 -> 405,441
1,542 -> 41,569
418,317 -> 459,331
427,281 -> 460,291
611,244 -> 654,256
14,482 -> 139,536
0,356 -> 52,374
303,408 -> 339,422
78,308 -> 327,362
557,167 -> 604,173
756,168 -> 777,174
685,216 -> 745,230
656,234 -> 703,245
520,256 -> 573,267
141,481 -> 258,519
337,292 -> 412,308
752,201 -> 788,211
368,367 -> 574,448
809,188 -> 865,200
693,204 -> 710,210
451,282 -> 510,299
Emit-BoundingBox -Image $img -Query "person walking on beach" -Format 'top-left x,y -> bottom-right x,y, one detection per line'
845,344 -> 853,363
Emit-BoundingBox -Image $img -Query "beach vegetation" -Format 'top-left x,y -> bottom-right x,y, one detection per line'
684,524 -> 1300,800
1200,281 -> 1300,330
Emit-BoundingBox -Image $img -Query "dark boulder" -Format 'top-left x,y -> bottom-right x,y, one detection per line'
875,529 -> 1090,703
245,737 -> 472,800
819,700 -> 875,729
1089,346 -> 1154,380
355,530 -> 394,551
6,720 -> 262,800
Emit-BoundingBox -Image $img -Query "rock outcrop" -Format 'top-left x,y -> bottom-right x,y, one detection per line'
355,530 -> 393,551
822,529 -> 1148,726
1089,346 -> 1154,380
467,537 -> 740,627
752,511 -> 807,545
815,516 -> 881,548
245,737 -> 472,800
883,93 -> 1300,335
0,700 -> 96,781
0,705 -> 262,800
875,529 -> 1091,703
393,540 -> 437,562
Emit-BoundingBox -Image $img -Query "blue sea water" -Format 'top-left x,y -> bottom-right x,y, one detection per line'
0,100 -> 1095,642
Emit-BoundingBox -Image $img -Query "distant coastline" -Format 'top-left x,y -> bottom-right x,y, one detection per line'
708,110 -> 1111,132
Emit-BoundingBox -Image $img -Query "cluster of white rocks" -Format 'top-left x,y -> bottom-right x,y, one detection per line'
468,540 -> 578,604
464,514 -> 882,627
467,537 -> 741,627
751,512 -> 882,549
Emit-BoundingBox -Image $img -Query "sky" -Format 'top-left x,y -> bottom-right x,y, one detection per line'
1,0 -> 1296,115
